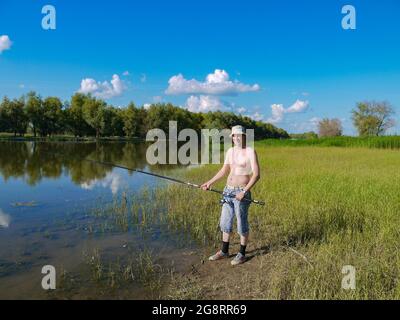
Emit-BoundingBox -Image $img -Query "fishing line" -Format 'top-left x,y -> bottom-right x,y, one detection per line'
84,158 -> 265,206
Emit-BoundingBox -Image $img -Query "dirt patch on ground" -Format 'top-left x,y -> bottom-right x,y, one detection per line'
165,239 -> 302,300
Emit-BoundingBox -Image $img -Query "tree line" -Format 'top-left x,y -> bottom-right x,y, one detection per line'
308,101 -> 395,138
0,92 -> 289,140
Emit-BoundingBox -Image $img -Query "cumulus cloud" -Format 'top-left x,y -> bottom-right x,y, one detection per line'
81,172 -> 126,195
286,100 -> 309,113
78,74 -> 126,99
186,95 -> 225,113
237,107 -> 247,114
0,209 -> 11,228
166,69 -> 260,96
0,35 -> 12,54
267,100 -> 309,124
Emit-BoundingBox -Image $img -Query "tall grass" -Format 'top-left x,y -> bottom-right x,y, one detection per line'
80,247 -> 165,297
144,146 -> 400,299
259,136 -> 400,149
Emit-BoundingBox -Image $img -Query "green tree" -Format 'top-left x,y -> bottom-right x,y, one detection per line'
352,101 -> 395,136
135,107 -> 149,138
66,93 -> 94,137
122,103 -> 139,137
40,97 -> 63,136
0,96 -> 28,136
0,99 -> 7,132
83,96 -> 106,138
102,106 -> 124,137
25,91 -> 43,137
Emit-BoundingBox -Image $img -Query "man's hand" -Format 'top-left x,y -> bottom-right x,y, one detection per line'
235,191 -> 246,202
201,182 -> 212,191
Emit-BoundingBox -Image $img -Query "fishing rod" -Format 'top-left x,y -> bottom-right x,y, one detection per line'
84,159 -> 265,206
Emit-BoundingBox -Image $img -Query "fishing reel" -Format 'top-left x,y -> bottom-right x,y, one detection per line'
219,192 -> 258,206
219,192 -> 234,206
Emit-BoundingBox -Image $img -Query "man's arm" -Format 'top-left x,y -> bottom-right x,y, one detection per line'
201,148 -> 232,190
201,164 -> 230,190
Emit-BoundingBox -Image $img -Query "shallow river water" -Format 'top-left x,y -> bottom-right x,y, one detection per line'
0,141 -> 200,299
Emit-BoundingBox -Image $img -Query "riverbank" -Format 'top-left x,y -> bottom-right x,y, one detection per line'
151,145 -> 400,299
0,133 -> 144,142
2,134 -> 400,150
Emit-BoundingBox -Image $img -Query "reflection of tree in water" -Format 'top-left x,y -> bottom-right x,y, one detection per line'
0,141 -> 183,187
0,142 -> 30,181
25,143 -> 64,184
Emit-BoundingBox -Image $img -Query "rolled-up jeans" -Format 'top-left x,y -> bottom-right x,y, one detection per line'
220,186 -> 251,236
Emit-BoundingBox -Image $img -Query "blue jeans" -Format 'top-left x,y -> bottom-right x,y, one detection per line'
220,186 -> 251,236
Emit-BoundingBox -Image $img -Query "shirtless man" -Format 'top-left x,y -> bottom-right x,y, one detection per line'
201,125 -> 260,265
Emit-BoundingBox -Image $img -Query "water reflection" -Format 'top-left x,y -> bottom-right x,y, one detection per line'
0,141 -> 177,187
81,171 -> 126,194
0,209 -> 11,228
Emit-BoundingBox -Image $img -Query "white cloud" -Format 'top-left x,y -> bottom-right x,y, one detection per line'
0,209 -> 11,228
267,104 -> 286,124
122,71 -> 130,76
78,74 -> 126,99
143,103 -> 151,110
166,69 -> 260,96
186,95 -> 225,113
286,100 -> 309,113
81,172 -> 125,195
0,35 -> 12,54
267,100 -> 309,124
237,107 -> 247,114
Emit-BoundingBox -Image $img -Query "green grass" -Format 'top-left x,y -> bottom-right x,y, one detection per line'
258,136 -> 400,149
138,146 -> 400,299
80,247 -> 166,298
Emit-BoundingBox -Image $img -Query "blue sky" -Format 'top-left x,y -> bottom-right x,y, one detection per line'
0,0 -> 399,135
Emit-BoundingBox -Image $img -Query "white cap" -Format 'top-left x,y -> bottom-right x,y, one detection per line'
230,125 -> 246,137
